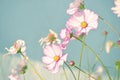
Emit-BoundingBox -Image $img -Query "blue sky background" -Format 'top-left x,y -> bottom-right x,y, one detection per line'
0,0 -> 120,79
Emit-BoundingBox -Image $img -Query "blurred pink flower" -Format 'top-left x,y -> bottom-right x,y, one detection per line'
111,0 -> 120,17
67,0 -> 83,15
39,29 -> 61,47
8,74 -> 20,80
5,40 -> 26,54
66,9 -> 98,36
59,28 -> 72,50
42,44 -> 68,73
8,60 -> 27,80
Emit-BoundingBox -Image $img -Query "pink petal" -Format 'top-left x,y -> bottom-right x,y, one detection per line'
61,54 -> 68,62
46,61 -> 56,70
52,44 -> 62,56
60,28 -> 66,39
42,56 -> 53,64
43,45 -> 55,57
51,63 -> 60,73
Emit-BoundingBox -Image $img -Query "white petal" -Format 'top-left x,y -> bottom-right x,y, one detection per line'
21,46 -> 26,53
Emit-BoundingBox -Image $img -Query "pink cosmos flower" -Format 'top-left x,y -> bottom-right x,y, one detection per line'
42,44 -> 68,73
67,0 -> 83,15
59,28 -> 72,50
8,69 -> 20,80
39,29 -> 61,47
5,40 -> 26,55
111,0 -> 120,17
66,9 -> 98,36
8,60 -> 27,80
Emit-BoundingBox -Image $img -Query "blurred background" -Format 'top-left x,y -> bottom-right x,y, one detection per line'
0,0 -> 120,80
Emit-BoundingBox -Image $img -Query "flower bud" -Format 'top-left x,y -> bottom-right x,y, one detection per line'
117,40 -> 120,45
102,31 -> 108,35
69,60 -> 75,66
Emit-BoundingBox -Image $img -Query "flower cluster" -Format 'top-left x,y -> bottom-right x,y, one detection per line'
2,0 -> 120,80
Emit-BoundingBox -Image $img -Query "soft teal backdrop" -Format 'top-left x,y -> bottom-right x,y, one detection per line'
0,0 -> 120,79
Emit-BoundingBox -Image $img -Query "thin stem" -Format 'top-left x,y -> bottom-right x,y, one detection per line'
23,74 -> 25,80
65,62 -> 77,80
74,66 -> 97,80
99,16 -> 120,38
117,70 -> 120,80
78,43 -> 84,80
85,48 -> 92,79
20,53 -> 45,80
100,35 -> 107,52
72,35 -> 112,80
91,58 -> 97,72
63,66 -> 69,80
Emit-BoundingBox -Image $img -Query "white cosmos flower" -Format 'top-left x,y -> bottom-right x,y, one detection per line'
39,29 -> 61,47
5,40 -> 26,55
111,0 -> 120,17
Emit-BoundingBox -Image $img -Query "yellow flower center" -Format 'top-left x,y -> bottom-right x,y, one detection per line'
81,21 -> 88,28
53,56 -> 60,62
48,33 -> 56,43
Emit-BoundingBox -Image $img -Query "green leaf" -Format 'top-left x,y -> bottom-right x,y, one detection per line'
115,60 -> 120,71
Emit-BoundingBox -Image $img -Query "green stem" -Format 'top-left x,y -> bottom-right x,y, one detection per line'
92,58 -> 97,72
117,70 -> 120,80
100,35 -> 107,52
78,43 -> 84,80
74,66 -> 97,80
86,48 -> 92,78
99,16 -> 120,38
65,62 -> 77,80
23,74 -> 25,80
20,53 -> 45,80
72,35 -> 112,80
63,66 -> 69,80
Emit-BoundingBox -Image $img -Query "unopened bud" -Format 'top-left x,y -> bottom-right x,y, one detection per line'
102,31 -> 108,35
69,60 -> 75,66
117,40 -> 120,45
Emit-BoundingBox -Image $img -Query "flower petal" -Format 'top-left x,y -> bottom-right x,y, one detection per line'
43,45 -> 55,57
42,56 -> 53,64
52,44 -> 62,56
46,61 -> 56,70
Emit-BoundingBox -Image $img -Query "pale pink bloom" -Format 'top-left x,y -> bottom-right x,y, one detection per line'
42,44 -> 68,73
67,0 -> 83,15
8,74 -> 20,80
111,0 -> 120,17
59,28 -> 72,49
9,69 -> 20,80
66,9 -> 98,36
5,40 -> 26,54
16,60 -> 27,73
39,29 -> 61,47
105,41 -> 114,53
8,60 -> 27,80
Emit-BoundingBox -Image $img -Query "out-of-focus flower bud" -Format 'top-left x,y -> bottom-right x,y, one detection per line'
69,60 -> 75,66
